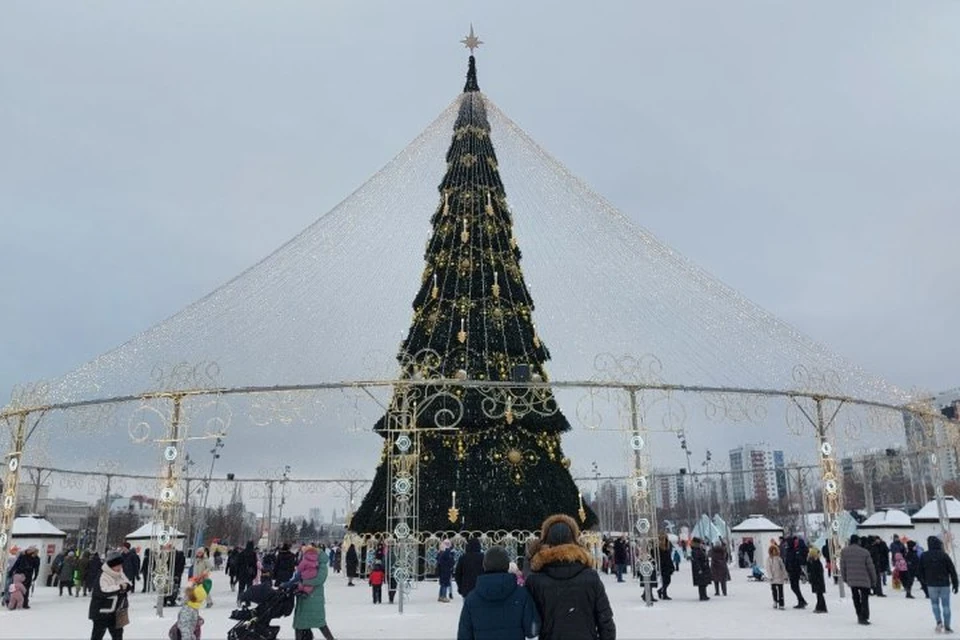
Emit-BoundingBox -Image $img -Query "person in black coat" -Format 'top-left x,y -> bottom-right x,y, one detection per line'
526,514 -> 615,640
920,536 -> 959,632
85,553 -> 103,596
140,548 -> 151,593
236,541 -> 258,601
871,537 -> 889,596
807,548 -> 827,613
226,547 -> 239,591
455,537 -> 485,598
613,536 -> 628,583
784,536 -> 809,609
274,543 -> 297,586
161,548 -> 187,607
690,538 -> 711,601
121,543 -> 140,588
8,547 -> 40,609
657,534 -> 675,600
345,544 -> 360,586
906,540 -> 926,598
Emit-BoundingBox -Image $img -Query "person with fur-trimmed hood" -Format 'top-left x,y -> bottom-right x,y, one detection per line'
525,514 -> 616,640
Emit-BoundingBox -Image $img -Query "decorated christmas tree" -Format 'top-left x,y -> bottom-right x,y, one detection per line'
350,45 -> 596,533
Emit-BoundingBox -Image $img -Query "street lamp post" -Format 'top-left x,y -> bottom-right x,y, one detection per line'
701,450 -> 713,519
193,437 -> 224,551
277,466 -> 291,543
592,461 -> 602,531
678,432 -> 700,527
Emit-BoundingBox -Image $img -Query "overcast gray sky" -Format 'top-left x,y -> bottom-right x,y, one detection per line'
3,0 -> 959,403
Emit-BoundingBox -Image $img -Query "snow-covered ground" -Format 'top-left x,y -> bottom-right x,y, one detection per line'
0,567 -> 945,639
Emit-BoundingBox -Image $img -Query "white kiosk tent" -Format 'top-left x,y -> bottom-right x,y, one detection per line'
11,515 -> 67,587
731,515 -> 784,569
857,509 -> 915,541
125,523 -> 186,551
911,497 -> 960,554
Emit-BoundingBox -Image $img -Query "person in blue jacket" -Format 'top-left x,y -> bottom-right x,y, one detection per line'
437,539 -> 456,603
457,546 -> 539,640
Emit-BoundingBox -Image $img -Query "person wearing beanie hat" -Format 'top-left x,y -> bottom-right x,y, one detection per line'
526,514 -> 615,640
457,546 -> 539,640
89,549 -> 132,639
437,539 -> 456,602
176,584 -> 206,640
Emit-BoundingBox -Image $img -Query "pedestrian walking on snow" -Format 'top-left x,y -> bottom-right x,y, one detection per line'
807,547 -> 827,613
841,534 -> 877,626
920,536 -> 959,634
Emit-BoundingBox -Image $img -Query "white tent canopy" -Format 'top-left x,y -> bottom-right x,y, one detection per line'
10,516 -> 67,586
11,515 -> 67,538
912,497 -> 960,523
125,522 -> 185,540
732,515 -> 784,533
859,509 -> 914,529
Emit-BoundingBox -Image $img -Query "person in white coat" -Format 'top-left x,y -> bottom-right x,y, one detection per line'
766,543 -> 788,610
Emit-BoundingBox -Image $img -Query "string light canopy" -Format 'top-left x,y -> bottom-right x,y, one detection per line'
30,31 -> 904,413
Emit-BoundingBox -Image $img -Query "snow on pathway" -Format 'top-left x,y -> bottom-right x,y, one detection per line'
0,568 -> 944,638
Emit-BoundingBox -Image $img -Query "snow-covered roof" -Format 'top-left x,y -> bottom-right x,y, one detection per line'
125,522 -> 185,540
858,509 -> 914,529
731,515 -> 784,533
912,497 -> 960,522
11,515 -> 67,538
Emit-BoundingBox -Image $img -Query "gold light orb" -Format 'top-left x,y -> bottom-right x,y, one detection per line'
507,448 -> 523,465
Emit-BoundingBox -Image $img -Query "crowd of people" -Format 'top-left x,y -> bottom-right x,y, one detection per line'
6,522 -> 960,638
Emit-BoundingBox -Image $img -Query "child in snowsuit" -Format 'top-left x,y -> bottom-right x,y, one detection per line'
369,562 -> 385,604
177,583 -> 206,640
6,573 -> 26,610
766,544 -> 788,609
295,546 -> 320,595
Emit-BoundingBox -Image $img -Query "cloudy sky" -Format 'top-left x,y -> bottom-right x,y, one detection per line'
2,1 -> 958,402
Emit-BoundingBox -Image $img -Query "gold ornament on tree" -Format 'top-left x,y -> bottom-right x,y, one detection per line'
431,273 -> 439,299
458,317 -> 467,344
507,448 -> 523,464
460,218 -> 470,244
561,457 -> 571,469
448,491 -> 459,524
578,492 -> 587,523
491,271 -> 501,298
443,191 -> 450,215
485,191 -> 494,216
532,323 -> 541,349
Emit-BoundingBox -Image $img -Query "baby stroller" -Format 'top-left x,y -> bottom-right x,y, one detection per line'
228,587 -> 297,640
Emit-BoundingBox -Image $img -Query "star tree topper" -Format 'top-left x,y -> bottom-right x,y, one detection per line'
461,24 -> 483,54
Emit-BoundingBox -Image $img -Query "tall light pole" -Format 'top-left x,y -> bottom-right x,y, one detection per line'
193,437 -> 224,551
678,432 -> 700,527
276,466 -> 291,543
701,450 -> 713,519
591,461 -> 602,531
